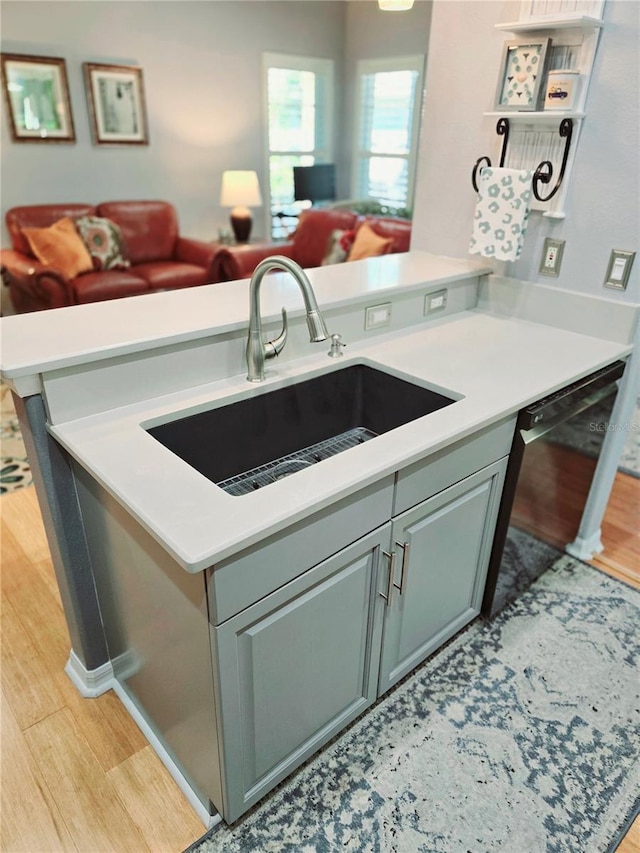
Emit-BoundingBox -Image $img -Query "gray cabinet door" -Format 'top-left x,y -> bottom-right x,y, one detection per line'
378,458 -> 507,695
214,525 -> 390,822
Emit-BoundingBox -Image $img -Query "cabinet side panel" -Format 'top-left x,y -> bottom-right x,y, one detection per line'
73,463 -> 222,813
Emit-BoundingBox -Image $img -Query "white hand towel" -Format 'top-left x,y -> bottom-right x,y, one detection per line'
469,167 -> 533,262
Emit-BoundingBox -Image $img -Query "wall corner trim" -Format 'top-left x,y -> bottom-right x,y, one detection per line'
65,649 -> 114,698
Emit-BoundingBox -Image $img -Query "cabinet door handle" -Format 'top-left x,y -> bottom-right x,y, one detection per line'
393,541 -> 410,595
380,549 -> 396,604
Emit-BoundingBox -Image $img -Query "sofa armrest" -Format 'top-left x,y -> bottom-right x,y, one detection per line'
174,236 -> 220,278
1,249 -> 73,312
211,241 -> 296,282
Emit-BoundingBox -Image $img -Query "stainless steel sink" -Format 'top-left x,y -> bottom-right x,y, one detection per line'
146,363 -> 457,495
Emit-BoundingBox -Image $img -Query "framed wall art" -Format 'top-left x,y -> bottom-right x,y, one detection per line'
0,53 -> 75,142
495,38 -> 551,111
84,62 -> 149,145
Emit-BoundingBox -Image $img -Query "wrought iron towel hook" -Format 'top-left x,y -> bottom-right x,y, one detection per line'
471,117 -> 574,203
472,118 -> 510,192
531,118 -> 573,202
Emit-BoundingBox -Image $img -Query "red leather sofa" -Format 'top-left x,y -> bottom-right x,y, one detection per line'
1,201 -> 220,313
211,208 -> 412,282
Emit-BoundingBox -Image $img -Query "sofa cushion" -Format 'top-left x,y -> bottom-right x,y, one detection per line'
22,217 -> 94,279
293,209 -> 359,268
72,269 -> 151,304
97,201 -> 179,265
75,216 -> 130,271
347,222 -> 394,261
362,216 -> 412,253
6,204 -> 97,255
131,261 -> 210,290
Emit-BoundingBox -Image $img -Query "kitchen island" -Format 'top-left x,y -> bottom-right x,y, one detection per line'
1,251 -> 638,824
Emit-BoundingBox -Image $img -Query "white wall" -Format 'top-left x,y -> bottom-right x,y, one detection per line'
412,0 -> 639,303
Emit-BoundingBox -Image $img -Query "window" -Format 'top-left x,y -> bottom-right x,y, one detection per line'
352,56 -> 424,213
263,53 -> 334,238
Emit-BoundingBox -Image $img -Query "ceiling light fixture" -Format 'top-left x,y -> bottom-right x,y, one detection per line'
378,0 -> 415,10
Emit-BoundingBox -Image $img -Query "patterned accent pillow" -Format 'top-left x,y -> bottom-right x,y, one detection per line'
321,229 -> 356,265
75,216 -> 130,271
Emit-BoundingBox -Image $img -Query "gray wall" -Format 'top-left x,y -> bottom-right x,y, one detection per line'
0,1 -> 347,242
0,0 -> 431,246
412,0 -> 640,303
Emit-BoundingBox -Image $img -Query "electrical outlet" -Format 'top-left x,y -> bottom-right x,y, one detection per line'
604,250 -> 635,291
539,238 -> 565,277
364,303 -> 391,330
424,289 -> 447,314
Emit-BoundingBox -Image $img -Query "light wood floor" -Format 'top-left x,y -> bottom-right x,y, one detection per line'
2,465 -> 639,852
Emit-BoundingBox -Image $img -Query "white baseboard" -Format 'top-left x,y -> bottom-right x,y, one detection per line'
65,650 -> 114,697
111,680 -> 220,830
566,529 -> 604,561
64,649 -> 220,831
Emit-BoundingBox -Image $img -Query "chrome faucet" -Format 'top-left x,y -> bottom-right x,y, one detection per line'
246,255 -> 329,382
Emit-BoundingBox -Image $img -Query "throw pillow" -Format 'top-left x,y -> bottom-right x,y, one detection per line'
75,216 -> 130,271
347,222 -> 394,262
321,229 -> 356,265
22,217 -> 94,280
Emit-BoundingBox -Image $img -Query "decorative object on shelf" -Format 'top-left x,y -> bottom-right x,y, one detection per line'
544,69 -> 580,110
83,62 -> 149,145
495,38 -> 551,111
470,166 -> 534,262
0,53 -> 75,143
378,0 -> 414,9
472,117 -> 574,204
220,170 -> 263,243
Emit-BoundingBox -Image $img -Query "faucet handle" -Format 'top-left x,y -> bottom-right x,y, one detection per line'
328,333 -> 346,358
264,307 -> 288,360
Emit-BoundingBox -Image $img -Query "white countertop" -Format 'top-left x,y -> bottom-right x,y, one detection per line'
2,251 -> 635,571
49,309 -> 631,572
0,251 -> 490,382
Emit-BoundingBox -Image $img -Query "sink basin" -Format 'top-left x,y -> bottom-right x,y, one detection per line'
146,363 -> 456,495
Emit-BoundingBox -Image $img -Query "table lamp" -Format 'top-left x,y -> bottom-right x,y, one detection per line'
378,0 -> 414,9
220,170 -> 263,243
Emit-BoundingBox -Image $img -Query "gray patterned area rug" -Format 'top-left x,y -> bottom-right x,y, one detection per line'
0,382 -> 32,494
548,395 -> 640,479
188,556 -> 640,853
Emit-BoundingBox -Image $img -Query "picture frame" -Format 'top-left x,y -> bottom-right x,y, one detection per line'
495,38 -> 551,112
84,62 -> 149,145
0,53 -> 75,143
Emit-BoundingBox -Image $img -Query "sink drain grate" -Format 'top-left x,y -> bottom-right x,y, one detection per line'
217,426 -> 378,496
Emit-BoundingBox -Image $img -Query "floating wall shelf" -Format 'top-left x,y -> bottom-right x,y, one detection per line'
476,2 -> 606,219
495,14 -> 604,32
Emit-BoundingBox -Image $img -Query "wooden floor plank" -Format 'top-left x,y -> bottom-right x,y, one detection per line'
23,707 -> 150,853
0,596 -> 67,729
0,690 -> 77,853
107,745 -> 205,852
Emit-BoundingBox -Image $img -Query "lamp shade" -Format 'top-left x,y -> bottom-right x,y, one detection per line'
378,0 -> 414,8
220,170 -> 263,208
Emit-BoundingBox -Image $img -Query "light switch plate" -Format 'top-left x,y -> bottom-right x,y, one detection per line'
539,238 -> 565,277
604,250 -> 635,291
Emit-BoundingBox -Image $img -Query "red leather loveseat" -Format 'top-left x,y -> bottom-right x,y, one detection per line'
1,200 -> 220,313
211,208 -> 412,282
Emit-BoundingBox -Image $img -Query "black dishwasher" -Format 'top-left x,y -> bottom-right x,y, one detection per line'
482,359 -> 626,617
